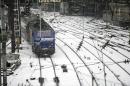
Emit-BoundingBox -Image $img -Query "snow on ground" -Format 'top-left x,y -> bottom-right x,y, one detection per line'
7,10 -> 130,86
7,38 -> 81,86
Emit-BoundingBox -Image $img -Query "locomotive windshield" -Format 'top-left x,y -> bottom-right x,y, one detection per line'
37,30 -> 54,38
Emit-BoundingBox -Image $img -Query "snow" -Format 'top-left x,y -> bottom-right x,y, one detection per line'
6,10 -> 130,86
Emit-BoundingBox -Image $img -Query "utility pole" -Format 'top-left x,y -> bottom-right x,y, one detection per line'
0,42 -> 1,86
128,27 -> 130,44
54,0 -> 56,17
18,0 -> 21,44
0,0 -> 7,85
2,34 -> 7,86
0,0 -> 2,85
8,0 -> 15,53
14,0 -> 21,52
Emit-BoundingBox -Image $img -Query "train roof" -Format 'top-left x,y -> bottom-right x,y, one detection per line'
28,18 -> 53,31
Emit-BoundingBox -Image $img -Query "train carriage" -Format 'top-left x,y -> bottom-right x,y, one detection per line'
22,15 -> 55,56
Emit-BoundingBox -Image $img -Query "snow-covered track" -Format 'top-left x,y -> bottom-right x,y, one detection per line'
55,19 -> 129,50
56,26 -> 130,60
49,57 -> 59,86
54,24 -> 130,77
56,37 -> 99,86
56,44 -> 82,86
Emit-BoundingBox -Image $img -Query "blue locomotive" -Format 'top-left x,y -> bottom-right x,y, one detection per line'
23,15 -> 55,56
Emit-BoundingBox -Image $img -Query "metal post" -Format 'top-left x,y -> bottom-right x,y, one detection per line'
0,42 -> 1,85
54,0 -> 56,17
8,0 -> 15,53
128,27 -> 130,44
0,0 -> 2,85
18,0 -> 21,44
1,0 -> 7,85
2,39 -> 7,86
14,0 -> 21,52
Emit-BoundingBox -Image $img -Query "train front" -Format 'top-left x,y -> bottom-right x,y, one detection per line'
32,30 -> 55,56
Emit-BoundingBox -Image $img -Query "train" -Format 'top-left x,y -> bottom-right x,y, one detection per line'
22,15 -> 55,56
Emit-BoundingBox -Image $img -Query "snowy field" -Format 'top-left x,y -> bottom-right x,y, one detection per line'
7,10 -> 130,86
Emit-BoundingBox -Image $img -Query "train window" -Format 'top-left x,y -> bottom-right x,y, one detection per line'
37,31 -> 52,37
34,37 -> 41,42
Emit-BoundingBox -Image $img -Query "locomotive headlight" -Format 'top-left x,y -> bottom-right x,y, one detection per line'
49,43 -> 53,48
51,43 -> 53,46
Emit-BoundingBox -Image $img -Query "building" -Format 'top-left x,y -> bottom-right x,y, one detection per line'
40,0 -> 61,11
103,0 -> 130,26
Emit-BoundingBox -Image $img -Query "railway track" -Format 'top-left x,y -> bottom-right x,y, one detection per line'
55,16 -> 130,52
37,55 -> 44,86
58,22 -> 130,49
56,37 -> 100,86
54,23 -> 130,60
51,16 -> 130,49
37,55 -> 60,86
52,19 -> 130,85
56,27 -> 130,75
56,44 -> 82,86
49,57 -> 59,86
56,37 -> 125,86
40,13 -> 130,85
70,19 -> 129,46
64,16 -> 129,36
51,21 -> 130,81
